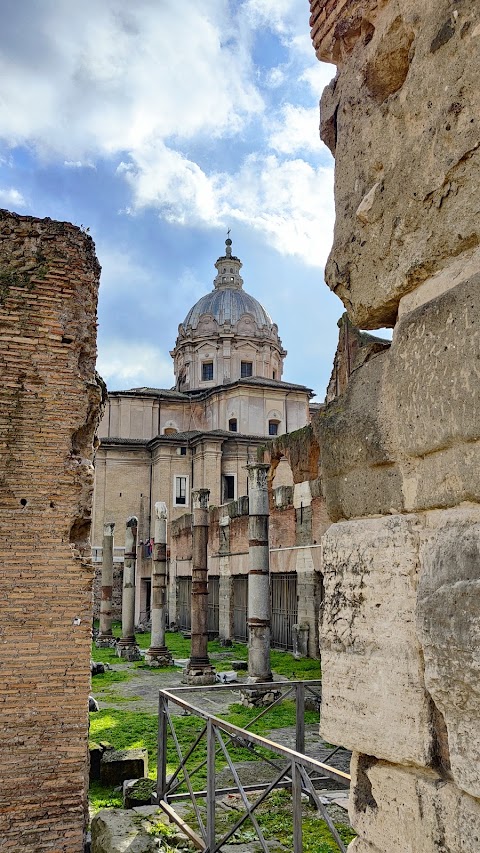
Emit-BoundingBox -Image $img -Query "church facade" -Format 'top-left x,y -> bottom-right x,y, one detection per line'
92,239 -> 314,623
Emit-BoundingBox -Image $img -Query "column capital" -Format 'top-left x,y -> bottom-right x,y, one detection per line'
246,463 -> 270,493
192,489 -> 210,511
155,501 -> 168,520
103,521 -> 115,537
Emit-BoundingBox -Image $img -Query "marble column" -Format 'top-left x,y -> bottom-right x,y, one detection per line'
117,516 -> 141,661
243,463 -> 275,705
96,521 -> 115,648
145,502 -> 173,667
184,489 -> 216,685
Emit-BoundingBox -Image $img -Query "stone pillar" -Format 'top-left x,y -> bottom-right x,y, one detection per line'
145,502 -> 173,667
184,489 -> 216,685
96,521 -> 116,648
117,516 -> 141,661
242,464 -> 277,706
246,464 -> 272,683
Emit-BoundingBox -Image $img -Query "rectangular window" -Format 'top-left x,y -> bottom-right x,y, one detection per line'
228,418 -> 237,432
202,361 -> 214,381
241,361 -> 253,378
223,475 -> 235,502
174,475 -> 188,507
269,421 -> 279,436
180,446 -> 187,456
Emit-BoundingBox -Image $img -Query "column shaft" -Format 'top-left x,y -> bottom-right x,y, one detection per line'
185,489 -> 216,684
146,502 -> 173,666
117,516 -> 141,660
97,522 -> 115,647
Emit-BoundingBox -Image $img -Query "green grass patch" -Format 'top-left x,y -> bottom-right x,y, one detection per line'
89,780 -> 122,813
224,699 -> 318,734
92,669 -> 132,686
270,649 -> 321,680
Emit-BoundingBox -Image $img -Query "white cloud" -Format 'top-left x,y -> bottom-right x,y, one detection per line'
268,104 -> 321,155
243,0 -> 307,35
0,187 -> 26,208
123,150 -> 334,268
64,160 -> 96,169
0,1 -> 263,159
97,340 -> 174,390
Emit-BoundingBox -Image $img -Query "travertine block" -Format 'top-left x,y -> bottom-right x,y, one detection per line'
314,0 -> 480,328
349,754 -> 480,853
417,508 -> 480,800
317,278 -> 480,520
320,515 -> 432,765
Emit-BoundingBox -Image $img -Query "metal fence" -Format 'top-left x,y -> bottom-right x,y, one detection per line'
208,577 -> 219,637
271,573 -> 298,651
154,680 -> 350,853
177,577 -> 192,631
232,575 -> 248,642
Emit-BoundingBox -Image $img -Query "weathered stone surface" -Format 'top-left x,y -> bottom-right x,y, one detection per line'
100,748 -> 148,786
311,0 -> 480,328
349,755 -> 480,853
316,278 -> 480,520
320,515 -> 433,765
91,809 -> 159,853
417,508 -> 480,800
123,777 -> 156,810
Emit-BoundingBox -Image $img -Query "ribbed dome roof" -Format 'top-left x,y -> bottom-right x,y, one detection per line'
182,287 -> 273,331
180,238 -> 274,334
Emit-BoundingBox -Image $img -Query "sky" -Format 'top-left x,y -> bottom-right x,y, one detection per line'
0,0 -> 348,401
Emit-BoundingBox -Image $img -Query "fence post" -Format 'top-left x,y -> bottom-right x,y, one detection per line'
206,718 -> 216,852
157,693 -> 168,803
291,759 -> 303,853
295,681 -> 305,754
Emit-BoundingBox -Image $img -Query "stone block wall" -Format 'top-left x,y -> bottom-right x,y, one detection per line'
310,1 -> 480,850
0,211 -> 103,851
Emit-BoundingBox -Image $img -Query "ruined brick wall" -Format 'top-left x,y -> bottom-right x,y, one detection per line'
0,211 -> 103,851
310,1 -> 480,849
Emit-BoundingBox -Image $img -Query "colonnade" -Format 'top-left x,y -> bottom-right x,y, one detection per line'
95,464 -> 273,685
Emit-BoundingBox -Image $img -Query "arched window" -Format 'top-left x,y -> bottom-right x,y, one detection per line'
164,427 -> 178,435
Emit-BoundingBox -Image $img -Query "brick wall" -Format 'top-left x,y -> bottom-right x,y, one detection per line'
0,211 -> 103,852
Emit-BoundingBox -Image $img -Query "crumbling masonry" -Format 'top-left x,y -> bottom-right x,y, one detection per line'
0,211 -> 103,852
310,1 -> 480,850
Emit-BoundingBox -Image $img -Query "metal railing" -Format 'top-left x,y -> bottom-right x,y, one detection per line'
154,680 -> 350,853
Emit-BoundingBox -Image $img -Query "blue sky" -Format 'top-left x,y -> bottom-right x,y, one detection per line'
0,0 -> 349,401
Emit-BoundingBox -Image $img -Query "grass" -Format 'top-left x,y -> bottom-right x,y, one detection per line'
182,788 -> 355,853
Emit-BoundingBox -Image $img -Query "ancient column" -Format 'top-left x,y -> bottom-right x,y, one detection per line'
184,489 -> 216,684
244,463 -> 274,703
117,516 -> 141,661
145,502 -> 173,667
96,521 -> 116,648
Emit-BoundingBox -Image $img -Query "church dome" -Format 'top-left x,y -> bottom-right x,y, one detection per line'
181,237 -> 273,333
182,287 -> 273,332
171,237 -> 286,391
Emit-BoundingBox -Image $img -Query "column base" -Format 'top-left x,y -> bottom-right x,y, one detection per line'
144,647 -> 174,667
182,662 -> 216,685
95,635 -> 116,649
240,679 -> 281,707
116,640 -> 142,662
